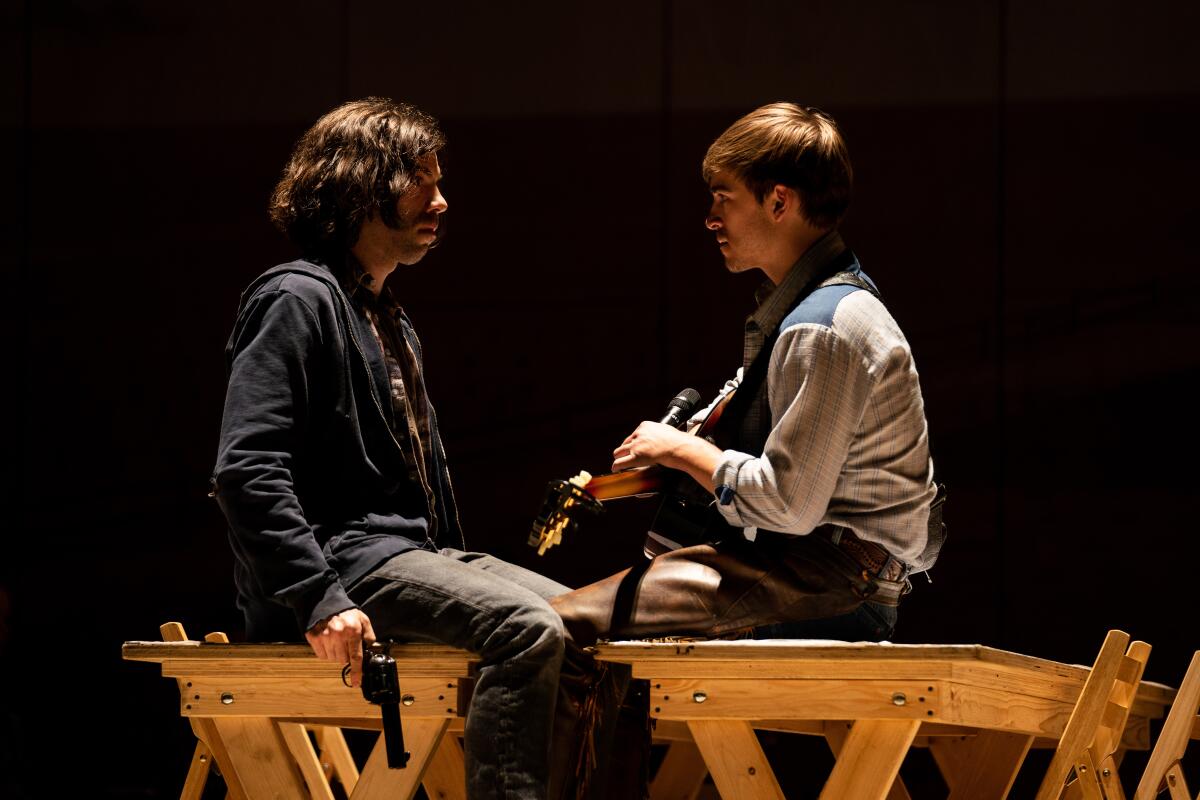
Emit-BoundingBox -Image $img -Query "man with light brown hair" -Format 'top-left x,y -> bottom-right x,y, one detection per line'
552,102 -> 941,645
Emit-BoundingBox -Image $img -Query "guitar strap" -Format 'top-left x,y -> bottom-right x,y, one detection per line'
716,264 -> 881,443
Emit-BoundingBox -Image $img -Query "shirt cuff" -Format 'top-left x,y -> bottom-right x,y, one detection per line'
712,449 -> 755,525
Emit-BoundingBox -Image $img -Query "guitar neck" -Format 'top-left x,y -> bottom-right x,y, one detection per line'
579,389 -> 736,503
583,467 -> 665,501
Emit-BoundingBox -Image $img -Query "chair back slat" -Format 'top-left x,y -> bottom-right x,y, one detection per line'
1135,651 -> 1200,800
1036,630 -> 1151,800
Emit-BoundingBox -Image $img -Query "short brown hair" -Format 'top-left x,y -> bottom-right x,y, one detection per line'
269,98 -> 446,257
702,103 -> 852,229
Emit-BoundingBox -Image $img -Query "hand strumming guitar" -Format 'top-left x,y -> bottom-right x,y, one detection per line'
612,421 -> 723,492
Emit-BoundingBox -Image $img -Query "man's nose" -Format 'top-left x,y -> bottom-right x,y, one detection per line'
430,186 -> 448,214
705,214 -> 721,231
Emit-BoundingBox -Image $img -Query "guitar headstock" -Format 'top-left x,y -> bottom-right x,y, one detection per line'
528,471 -> 603,555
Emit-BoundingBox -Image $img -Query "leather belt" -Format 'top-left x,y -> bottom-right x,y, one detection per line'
812,526 -> 907,583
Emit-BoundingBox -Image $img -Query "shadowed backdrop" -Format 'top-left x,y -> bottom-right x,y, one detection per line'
3,1 -> 1198,796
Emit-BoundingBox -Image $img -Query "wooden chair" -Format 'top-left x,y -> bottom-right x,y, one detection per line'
1135,650 -> 1200,800
1035,629 -> 1151,800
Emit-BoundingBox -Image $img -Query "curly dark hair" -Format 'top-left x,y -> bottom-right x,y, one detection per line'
269,98 -> 446,257
703,103 -> 852,229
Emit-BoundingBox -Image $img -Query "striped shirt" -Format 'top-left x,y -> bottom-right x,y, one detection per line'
344,263 -> 442,537
709,232 -> 936,568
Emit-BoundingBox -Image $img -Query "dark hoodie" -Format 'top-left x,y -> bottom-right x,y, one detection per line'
212,259 -> 463,641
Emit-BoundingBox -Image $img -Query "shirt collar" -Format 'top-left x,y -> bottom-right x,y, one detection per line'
342,254 -> 404,320
748,230 -> 847,335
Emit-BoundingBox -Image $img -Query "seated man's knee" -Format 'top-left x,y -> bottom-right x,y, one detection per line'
490,598 -> 565,661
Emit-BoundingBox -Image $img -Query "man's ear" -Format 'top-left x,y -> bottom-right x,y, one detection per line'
769,184 -> 795,221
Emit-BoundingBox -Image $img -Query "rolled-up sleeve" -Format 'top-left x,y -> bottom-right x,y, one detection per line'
712,324 -> 874,534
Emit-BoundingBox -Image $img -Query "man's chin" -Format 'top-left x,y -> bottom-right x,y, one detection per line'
395,249 -> 430,267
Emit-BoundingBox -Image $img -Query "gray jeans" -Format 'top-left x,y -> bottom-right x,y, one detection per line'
348,548 -> 570,800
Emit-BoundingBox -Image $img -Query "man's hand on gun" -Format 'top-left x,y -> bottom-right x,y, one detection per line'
306,608 -> 377,687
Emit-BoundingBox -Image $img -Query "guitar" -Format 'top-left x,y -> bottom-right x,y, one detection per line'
528,387 -> 737,555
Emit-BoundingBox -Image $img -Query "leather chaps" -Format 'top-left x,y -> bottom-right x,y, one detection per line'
550,532 -> 882,647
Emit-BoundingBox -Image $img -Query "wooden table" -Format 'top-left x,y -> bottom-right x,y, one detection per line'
593,640 -> 1175,800
123,639 -> 476,800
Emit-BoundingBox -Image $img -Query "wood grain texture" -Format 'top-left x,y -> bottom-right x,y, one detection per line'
314,725 -> 361,795
650,740 -> 708,800
208,716 -> 310,799
179,740 -> 212,800
688,720 -> 785,800
1135,651 -> 1200,800
1035,630 -> 1131,800
278,722 -> 335,800
940,730 -> 1034,799
824,720 -> 912,800
181,675 -> 456,718
422,734 -> 467,800
349,718 -> 449,800
818,719 -> 920,800
651,678 -> 939,721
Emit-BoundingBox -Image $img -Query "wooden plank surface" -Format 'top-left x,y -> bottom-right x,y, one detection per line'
941,681 -> 1077,737
1034,630 -> 1131,800
597,641 -> 1090,675
123,641 -> 475,680
350,719 -> 448,800
1135,651 -> 1200,800
181,675 -> 458,718
127,632 -> 1177,800
818,719 -> 921,800
688,720 -> 785,800
125,640 -> 473,662
824,721 -> 912,800
278,722 -> 336,800
651,678 -> 940,721
209,717 -> 310,799
421,733 -> 467,800
628,658 -> 960,680
157,624 -> 250,800
650,740 -> 708,800
938,730 -> 1034,799
314,726 -> 360,795
179,740 -> 212,800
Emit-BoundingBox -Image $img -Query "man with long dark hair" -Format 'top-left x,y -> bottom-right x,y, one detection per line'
213,98 -> 572,799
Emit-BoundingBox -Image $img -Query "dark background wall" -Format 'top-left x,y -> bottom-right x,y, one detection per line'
2,1 -> 1198,796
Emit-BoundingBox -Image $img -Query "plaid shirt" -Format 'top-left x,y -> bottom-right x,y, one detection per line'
708,232 -> 936,568
344,264 -> 442,536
